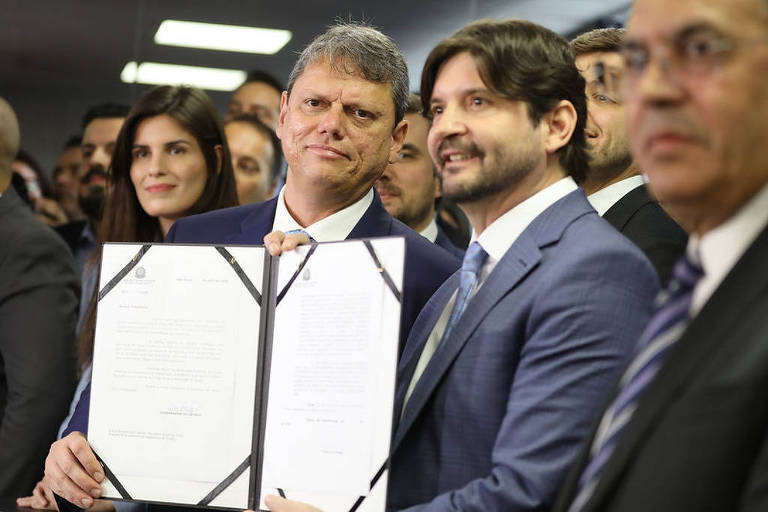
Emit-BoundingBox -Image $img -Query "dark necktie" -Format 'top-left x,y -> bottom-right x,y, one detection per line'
569,254 -> 704,512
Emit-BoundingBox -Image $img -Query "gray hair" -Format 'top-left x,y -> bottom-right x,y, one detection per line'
286,21 -> 409,125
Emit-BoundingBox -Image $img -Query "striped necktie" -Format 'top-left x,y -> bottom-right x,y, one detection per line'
442,241 -> 488,342
568,254 -> 704,512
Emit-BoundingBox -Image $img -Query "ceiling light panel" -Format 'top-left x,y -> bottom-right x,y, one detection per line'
121,61 -> 246,91
155,20 -> 292,54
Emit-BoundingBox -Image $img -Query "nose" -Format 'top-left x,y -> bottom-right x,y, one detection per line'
90,145 -> 112,171
631,52 -> 686,107
147,153 -> 166,177
430,104 -> 467,142
316,103 -> 345,140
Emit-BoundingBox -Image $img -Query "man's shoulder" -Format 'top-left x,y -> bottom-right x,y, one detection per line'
168,200 -> 276,244
0,202 -> 79,297
389,217 -> 461,276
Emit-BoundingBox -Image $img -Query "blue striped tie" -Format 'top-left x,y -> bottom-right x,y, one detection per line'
442,241 -> 488,342
568,254 -> 704,512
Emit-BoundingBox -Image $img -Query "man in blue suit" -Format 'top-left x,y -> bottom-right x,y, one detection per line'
382,20 -> 659,512
265,19 -> 660,512
44,22 -> 458,511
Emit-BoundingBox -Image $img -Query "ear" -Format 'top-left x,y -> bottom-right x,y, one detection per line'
542,99 -> 577,155
213,144 -> 224,174
388,119 -> 408,164
432,168 -> 441,200
276,91 -> 289,140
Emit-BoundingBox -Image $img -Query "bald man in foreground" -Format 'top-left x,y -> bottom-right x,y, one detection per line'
0,98 -> 79,496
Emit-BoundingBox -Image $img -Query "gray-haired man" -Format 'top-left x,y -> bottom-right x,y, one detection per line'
45,22 -> 459,512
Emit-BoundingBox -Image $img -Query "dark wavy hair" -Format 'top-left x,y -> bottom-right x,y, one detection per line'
420,19 -> 589,182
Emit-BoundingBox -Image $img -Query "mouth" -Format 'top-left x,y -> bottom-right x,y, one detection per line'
437,139 -> 483,171
375,184 -> 401,200
307,144 -> 347,159
645,132 -> 697,154
145,184 -> 175,193
81,167 -> 109,186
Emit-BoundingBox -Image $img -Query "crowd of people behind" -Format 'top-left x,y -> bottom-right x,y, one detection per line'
2,0 -> 768,510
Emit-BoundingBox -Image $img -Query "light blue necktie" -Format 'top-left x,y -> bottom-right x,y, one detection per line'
442,241 -> 488,342
284,228 -> 316,243
568,254 -> 704,512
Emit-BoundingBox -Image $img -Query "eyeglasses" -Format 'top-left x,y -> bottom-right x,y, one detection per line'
621,27 -> 768,87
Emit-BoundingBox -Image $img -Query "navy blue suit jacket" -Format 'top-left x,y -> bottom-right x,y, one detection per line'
387,190 -> 660,511
64,191 -> 458,437
434,224 -> 465,258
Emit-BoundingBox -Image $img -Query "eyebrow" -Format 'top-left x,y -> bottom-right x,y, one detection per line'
430,87 -> 489,104
131,139 -> 192,148
400,142 -> 421,153
624,21 -> 721,49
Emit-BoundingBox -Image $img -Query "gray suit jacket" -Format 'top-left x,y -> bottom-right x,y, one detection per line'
0,186 -> 79,495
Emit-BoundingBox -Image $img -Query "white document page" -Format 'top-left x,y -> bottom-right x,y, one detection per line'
89,244 -> 264,509
259,238 -> 404,512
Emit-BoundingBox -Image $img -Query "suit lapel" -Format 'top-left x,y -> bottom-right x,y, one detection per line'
391,189 -> 597,453
392,275 -> 460,417
602,185 -> 652,232
585,223 -> 768,510
347,189 -> 393,239
393,235 -> 541,451
226,197 -> 278,244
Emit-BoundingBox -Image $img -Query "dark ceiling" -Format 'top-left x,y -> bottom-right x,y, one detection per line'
0,0 -> 629,171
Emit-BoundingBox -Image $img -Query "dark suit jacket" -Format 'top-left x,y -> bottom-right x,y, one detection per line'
0,186 -> 79,495
553,223 -> 768,512
388,190 -> 660,511
63,191 -> 459,437
434,223 -> 464,258
602,184 -> 686,285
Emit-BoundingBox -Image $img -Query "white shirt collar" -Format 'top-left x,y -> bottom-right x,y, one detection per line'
473,177 -> 578,269
688,182 -> 768,316
420,216 -> 438,243
272,187 -> 373,243
587,175 -> 646,216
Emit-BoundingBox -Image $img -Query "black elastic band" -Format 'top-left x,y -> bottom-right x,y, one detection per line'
98,245 -> 152,301
92,450 -> 132,500
363,241 -> 402,303
275,245 -> 317,306
197,455 -> 251,506
276,458 -> 387,512
348,458 -> 389,512
215,246 -> 262,306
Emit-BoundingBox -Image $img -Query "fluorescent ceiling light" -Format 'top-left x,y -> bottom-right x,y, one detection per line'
155,20 -> 292,54
121,61 -> 246,91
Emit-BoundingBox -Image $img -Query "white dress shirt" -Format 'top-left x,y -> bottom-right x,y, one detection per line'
419,217 -> 439,243
688,182 -> 768,316
587,175 -> 646,216
403,177 -> 578,407
272,187 -> 373,242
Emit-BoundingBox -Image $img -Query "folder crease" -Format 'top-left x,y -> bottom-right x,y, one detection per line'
215,246 -> 262,305
363,241 -> 402,303
196,454 -> 251,506
97,244 -> 152,302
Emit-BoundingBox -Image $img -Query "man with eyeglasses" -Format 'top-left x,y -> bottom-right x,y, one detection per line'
570,28 -> 687,285
553,0 -> 768,510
